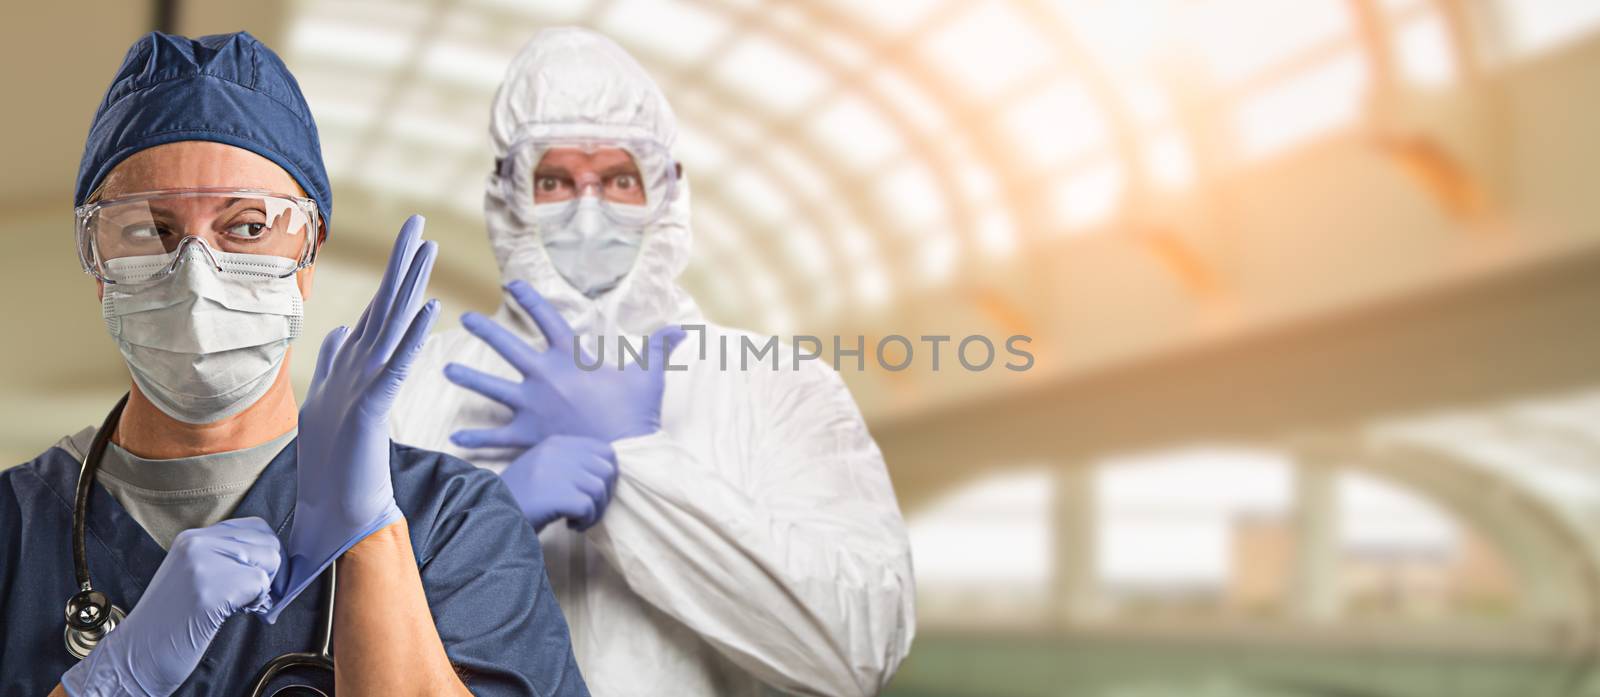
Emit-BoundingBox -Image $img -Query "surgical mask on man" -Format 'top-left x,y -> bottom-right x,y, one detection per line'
102,242 -> 303,423
536,196 -> 645,298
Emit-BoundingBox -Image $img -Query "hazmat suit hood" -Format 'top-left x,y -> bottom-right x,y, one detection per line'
485,27 -> 701,347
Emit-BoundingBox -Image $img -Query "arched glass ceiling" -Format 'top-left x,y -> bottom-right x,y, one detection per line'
283,0 -> 1563,336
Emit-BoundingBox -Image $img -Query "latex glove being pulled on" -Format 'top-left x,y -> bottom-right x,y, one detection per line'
61,518 -> 281,697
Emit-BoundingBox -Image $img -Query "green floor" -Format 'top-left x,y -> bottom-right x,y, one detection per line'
881,632 -> 1600,697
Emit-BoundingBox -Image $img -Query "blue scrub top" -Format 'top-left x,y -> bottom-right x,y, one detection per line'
0,437 -> 588,695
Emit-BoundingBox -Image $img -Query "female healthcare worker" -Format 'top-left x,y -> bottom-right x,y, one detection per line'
390,28 -> 915,697
0,31 -> 586,696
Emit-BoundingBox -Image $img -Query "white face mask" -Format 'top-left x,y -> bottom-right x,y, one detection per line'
536,197 -> 645,299
102,244 -> 303,424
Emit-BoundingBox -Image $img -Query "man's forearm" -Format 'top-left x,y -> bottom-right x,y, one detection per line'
333,519 -> 470,697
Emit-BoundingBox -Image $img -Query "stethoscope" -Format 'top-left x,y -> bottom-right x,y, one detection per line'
64,393 -> 337,696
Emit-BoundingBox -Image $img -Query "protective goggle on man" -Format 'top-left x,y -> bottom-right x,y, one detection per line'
496,125 -> 679,300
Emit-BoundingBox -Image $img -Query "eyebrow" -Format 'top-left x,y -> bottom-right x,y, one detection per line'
139,196 -> 260,219
598,162 -> 641,178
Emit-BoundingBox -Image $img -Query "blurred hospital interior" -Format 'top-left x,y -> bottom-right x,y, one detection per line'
4,0 -> 1600,695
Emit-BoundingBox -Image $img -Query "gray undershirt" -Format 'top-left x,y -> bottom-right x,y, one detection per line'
93,429 -> 296,550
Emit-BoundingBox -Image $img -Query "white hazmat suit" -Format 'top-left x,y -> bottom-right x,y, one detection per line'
389,28 -> 916,697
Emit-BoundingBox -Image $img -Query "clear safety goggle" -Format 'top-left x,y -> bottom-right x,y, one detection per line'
75,188 -> 320,284
497,133 -> 678,228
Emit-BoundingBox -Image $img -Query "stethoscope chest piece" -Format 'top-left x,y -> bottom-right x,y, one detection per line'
63,393 -> 131,661
64,587 -> 126,659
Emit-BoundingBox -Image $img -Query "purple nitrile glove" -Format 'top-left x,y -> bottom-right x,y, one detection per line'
268,214 -> 439,622
500,434 -> 619,531
61,518 -> 280,697
444,280 -> 684,451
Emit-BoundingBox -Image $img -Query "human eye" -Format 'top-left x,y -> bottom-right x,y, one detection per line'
537,174 -> 574,192
224,222 -> 267,240
122,223 -> 164,240
604,169 -> 646,204
533,171 -> 580,204
221,208 -> 271,241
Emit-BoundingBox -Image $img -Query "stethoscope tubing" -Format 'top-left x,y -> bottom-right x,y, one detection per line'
246,563 -> 336,696
73,393 -> 128,591
68,393 -> 336,695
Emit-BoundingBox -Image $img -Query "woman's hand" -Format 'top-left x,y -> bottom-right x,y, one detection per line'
60,518 -> 281,697
270,214 -> 439,620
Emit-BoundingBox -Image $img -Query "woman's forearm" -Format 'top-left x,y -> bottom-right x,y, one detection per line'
333,519 -> 470,697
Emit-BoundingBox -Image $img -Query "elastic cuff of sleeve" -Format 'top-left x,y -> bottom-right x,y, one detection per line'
263,504 -> 402,623
60,648 -> 130,697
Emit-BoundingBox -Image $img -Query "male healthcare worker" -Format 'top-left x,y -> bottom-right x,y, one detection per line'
390,28 -> 915,696
0,32 -> 586,696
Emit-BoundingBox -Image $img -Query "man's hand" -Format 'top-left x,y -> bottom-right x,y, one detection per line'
444,280 -> 683,451
501,435 -> 619,531
60,519 -> 281,697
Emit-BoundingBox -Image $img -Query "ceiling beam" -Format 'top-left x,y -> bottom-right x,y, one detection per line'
877,245 -> 1600,511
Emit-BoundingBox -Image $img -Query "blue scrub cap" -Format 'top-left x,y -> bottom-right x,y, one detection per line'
75,31 -> 333,226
